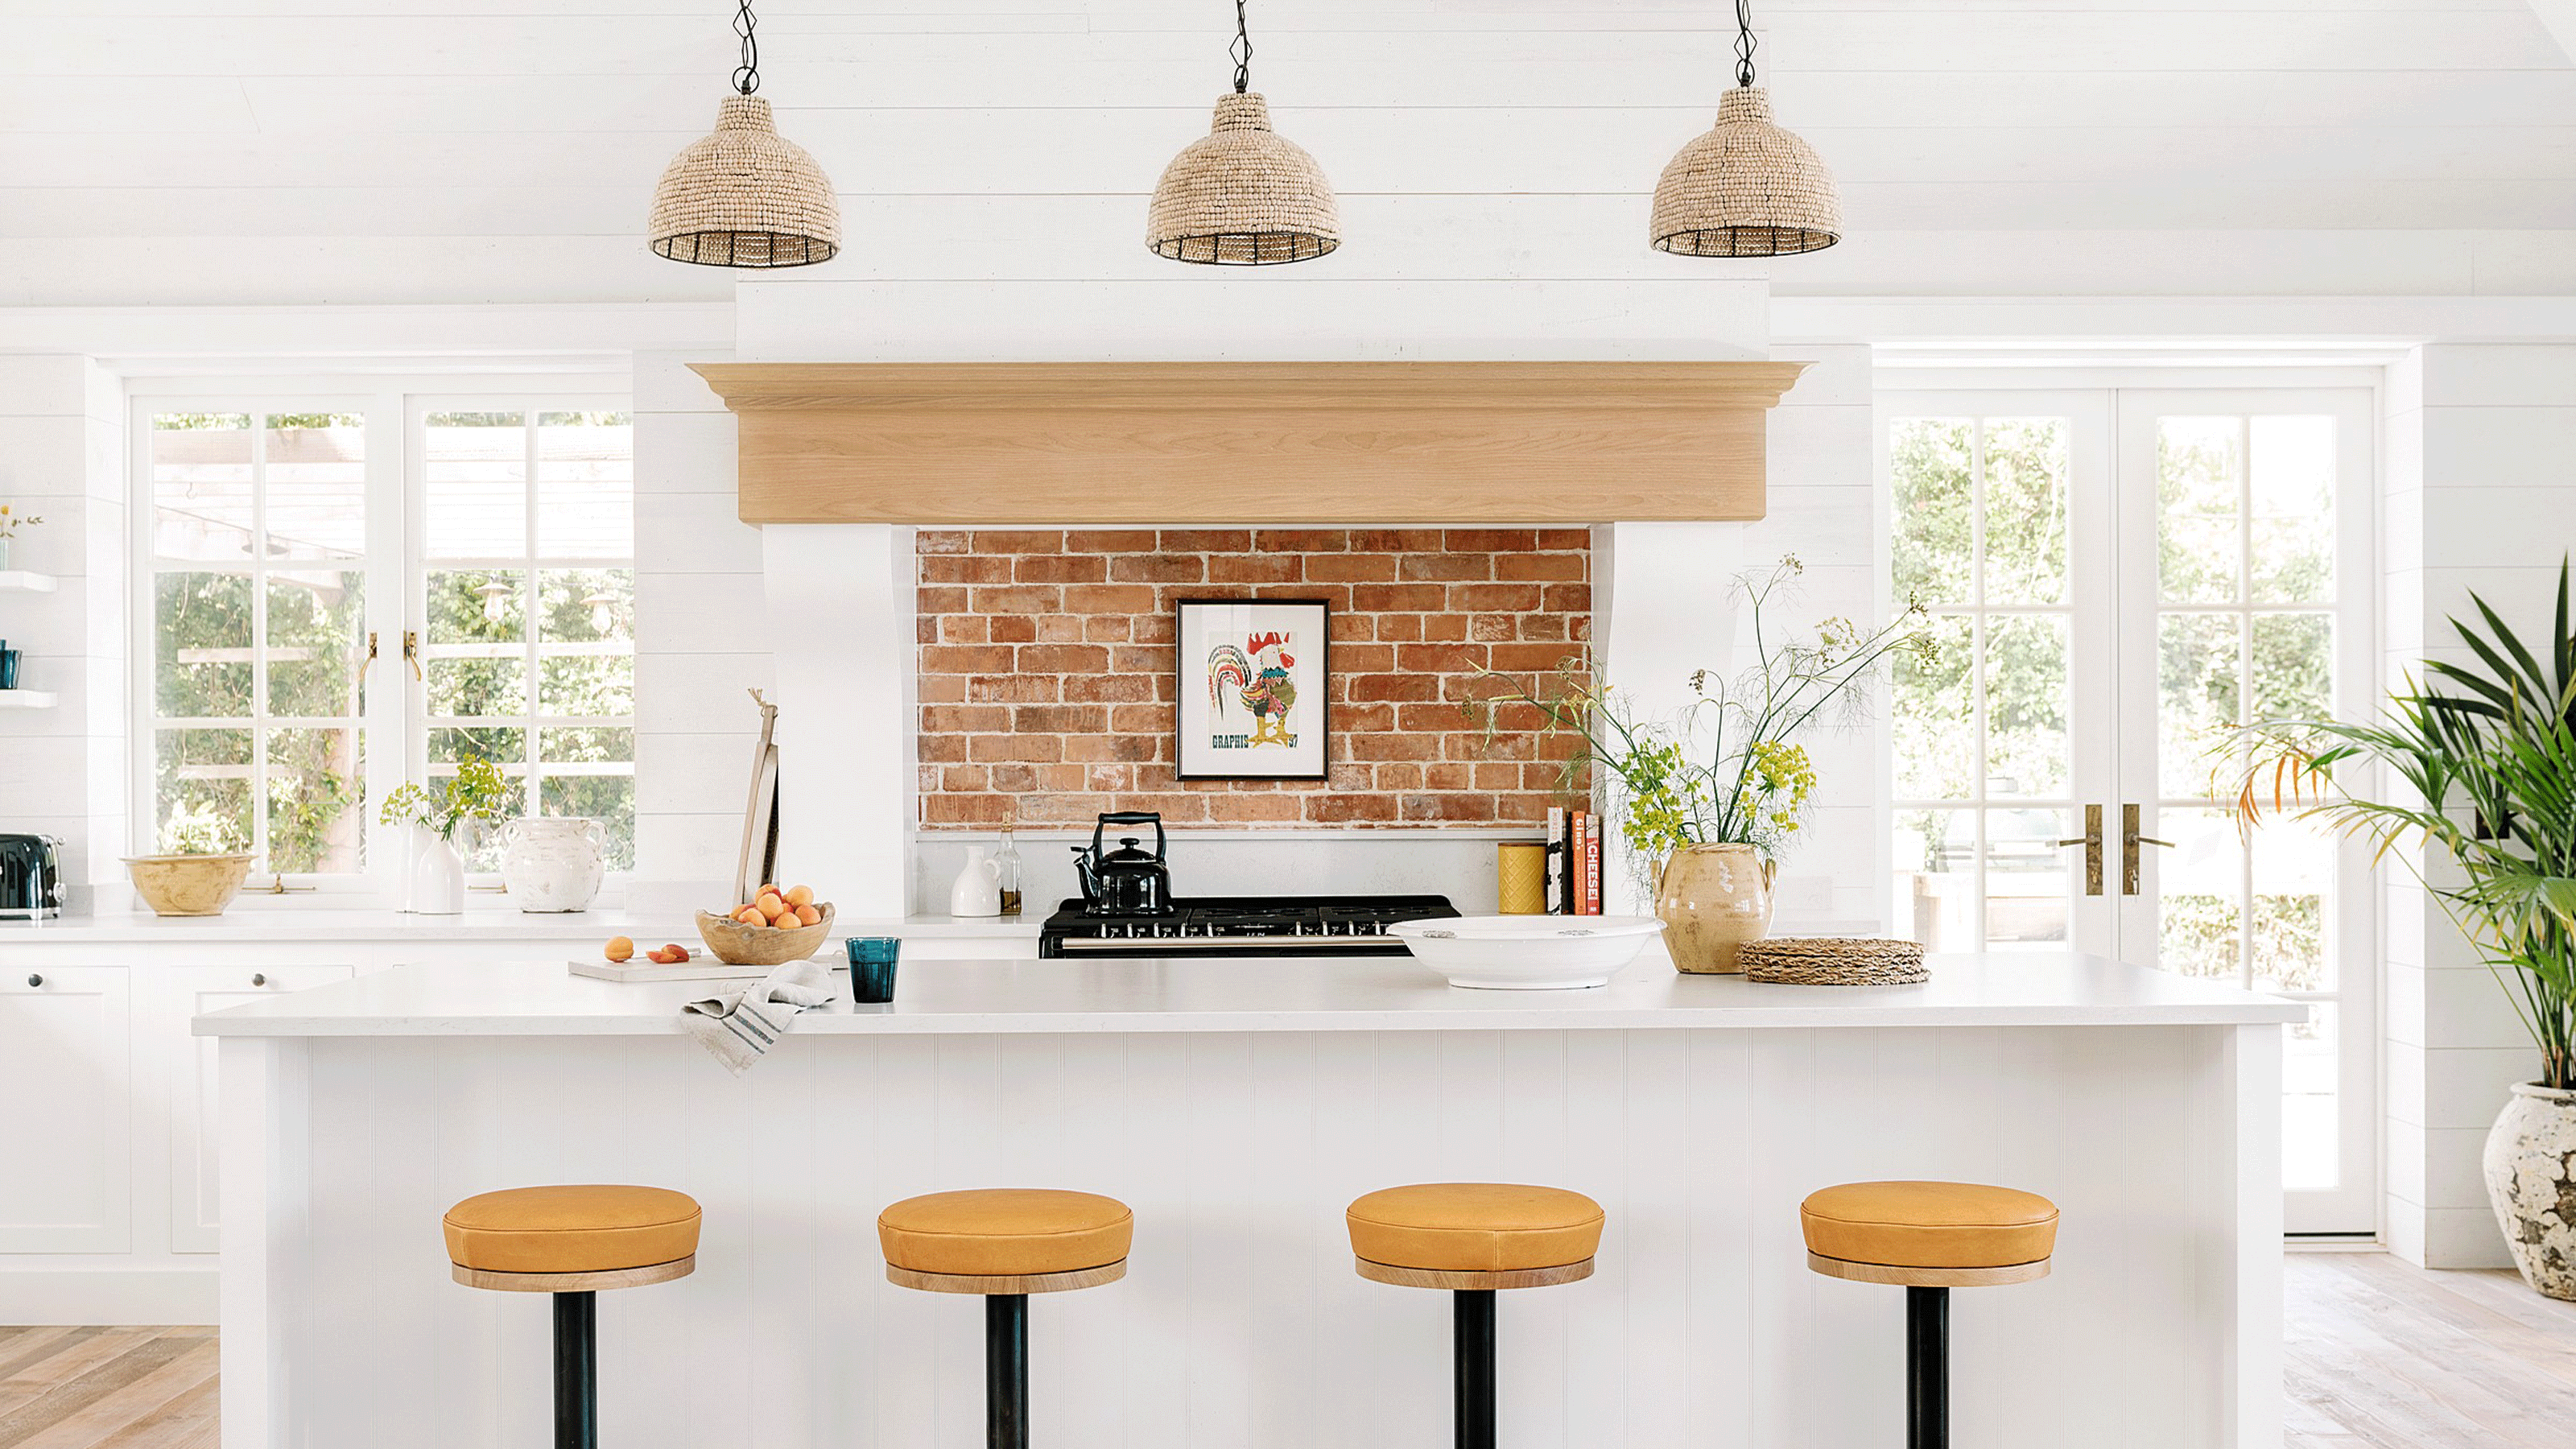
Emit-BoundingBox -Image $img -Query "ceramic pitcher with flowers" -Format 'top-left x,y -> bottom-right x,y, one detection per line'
1462,557 -> 1938,978
1654,843 -> 1776,974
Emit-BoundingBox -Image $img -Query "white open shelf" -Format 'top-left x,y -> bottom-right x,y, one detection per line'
0,690 -> 58,708
0,570 -> 59,593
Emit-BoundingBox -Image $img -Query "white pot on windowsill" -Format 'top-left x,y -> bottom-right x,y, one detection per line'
403,828 -> 466,916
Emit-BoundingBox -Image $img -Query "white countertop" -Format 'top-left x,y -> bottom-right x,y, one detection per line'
4,907 -> 1041,944
196,952 -> 2306,1037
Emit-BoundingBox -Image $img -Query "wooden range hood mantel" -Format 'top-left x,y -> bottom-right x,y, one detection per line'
692,360 -> 1808,526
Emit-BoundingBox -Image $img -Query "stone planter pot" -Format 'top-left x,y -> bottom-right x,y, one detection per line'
1653,842 -> 1776,975
2485,1080 -> 2576,1301
122,853 -> 254,917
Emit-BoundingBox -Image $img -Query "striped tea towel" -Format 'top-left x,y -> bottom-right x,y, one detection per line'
681,958 -> 836,1075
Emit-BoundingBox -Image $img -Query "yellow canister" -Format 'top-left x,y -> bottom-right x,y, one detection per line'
1496,841 -> 1550,914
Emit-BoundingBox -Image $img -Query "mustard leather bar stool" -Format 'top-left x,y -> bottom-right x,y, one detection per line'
1346,1183 -> 1605,1449
1800,1180 -> 2059,1449
444,1184 -> 703,1449
879,1188 -> 1133,1449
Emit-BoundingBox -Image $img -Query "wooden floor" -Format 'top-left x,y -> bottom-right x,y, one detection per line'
2288,1252 -> 2576,1447
0,1326 -> 217,1449
0,1255 -> 2567,1448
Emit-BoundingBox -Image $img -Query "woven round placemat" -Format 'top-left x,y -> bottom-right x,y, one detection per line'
1741,937 -> 1926,986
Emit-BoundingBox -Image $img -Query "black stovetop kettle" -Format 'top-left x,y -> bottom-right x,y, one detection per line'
1070,811 -> 1174,917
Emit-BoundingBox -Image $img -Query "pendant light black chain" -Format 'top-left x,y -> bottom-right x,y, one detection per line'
732,0 -> 762,95
1732,0 -> 1759,88
1230,0 -> 1253,94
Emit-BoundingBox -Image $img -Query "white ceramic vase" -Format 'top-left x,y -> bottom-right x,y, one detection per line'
405,829 -> 466,916
496,816 -> 606,913
2485,1080 -> 2576,1301
948,844 -> 1003,918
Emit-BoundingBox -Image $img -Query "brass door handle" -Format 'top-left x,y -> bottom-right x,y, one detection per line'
402,630 -> 423,681
2059,803 -> 2104,897
2122,805 -> 2172,895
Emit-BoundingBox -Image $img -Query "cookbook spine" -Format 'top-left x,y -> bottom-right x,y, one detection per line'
1584,815 -> 1604,915
1570,810 -> 1589,915
1545,805 -> 1567,915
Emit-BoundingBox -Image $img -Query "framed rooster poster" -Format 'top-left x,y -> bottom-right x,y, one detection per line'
1175,597 -> 1330,781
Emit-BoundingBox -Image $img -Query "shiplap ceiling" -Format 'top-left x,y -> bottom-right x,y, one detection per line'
1,0 -> 2571,307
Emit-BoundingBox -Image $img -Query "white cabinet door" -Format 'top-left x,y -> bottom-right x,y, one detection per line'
0,967 -> 132,1253
142,964 -> 355,1253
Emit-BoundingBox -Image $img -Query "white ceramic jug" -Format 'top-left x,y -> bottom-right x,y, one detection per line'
497,817 -> 607,913
405,828 -> 466,916
948,844 -> 1004,918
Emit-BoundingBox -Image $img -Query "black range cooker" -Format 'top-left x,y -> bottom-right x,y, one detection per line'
1038,895 -> 1460,958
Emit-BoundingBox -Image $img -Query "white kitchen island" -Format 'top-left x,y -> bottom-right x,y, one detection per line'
199,952 -> 2303,1449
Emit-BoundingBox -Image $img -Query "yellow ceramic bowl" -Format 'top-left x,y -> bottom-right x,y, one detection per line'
122,853 -> 256,918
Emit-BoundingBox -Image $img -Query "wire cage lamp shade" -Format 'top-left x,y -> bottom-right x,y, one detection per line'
1649,85 -> 1840,257
650,95 -> 841,268
1146,91 -> 1340,265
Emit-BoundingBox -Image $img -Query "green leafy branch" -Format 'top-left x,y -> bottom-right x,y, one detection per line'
379,754 -> 513,843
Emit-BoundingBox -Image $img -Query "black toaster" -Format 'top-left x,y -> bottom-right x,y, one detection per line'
0,833 -> 64,920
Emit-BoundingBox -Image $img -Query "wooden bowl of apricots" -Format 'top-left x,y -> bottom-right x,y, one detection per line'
694,883 -> 836,967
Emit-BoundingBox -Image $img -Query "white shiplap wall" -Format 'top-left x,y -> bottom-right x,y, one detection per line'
2380,342 -> 2576,1269
0,2 -> 2571,308
0,355 -> 126,894
631,349 -> 773,902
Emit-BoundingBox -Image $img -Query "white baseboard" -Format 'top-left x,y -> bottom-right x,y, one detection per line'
0,1268 -> 216,1325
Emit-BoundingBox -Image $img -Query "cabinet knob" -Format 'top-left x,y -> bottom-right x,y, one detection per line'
25,973 -> 39,988
250,972 -> 267,987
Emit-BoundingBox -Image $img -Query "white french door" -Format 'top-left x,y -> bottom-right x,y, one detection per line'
1886,386 -> 2377,1236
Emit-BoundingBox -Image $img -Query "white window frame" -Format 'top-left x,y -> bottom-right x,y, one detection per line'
127,374 -> 630,903
407,395 -> 636,877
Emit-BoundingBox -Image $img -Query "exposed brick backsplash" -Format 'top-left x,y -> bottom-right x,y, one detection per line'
917,528 -> 1591,828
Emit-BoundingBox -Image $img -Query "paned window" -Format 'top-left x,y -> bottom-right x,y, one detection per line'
420,411 -> 636,870
146,411 -> 371,872
137,394 -> 633,886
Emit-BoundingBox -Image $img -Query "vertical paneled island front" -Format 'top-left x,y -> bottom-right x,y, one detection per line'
200,955 -> 2301,1449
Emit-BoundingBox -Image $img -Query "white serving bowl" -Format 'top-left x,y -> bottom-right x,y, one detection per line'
1389,914 -> 1666,990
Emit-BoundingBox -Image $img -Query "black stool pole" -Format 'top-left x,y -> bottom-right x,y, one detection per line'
986,1293 -> 1030,1449
1905,1285 -> 1948,1449
551,1290 -> 599,1449
1453,1288 -> 1496,1449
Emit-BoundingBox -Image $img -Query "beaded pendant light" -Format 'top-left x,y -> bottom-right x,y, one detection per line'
650,0 -> 840,268
1146,0 -> 1340,265
1649,0 -> 1840,257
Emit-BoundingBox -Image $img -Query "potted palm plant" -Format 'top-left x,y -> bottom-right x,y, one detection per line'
2238,562 -> 2576,1299
1469,557 -> 1934,972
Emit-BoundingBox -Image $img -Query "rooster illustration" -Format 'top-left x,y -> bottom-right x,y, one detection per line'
1208,630 -> 1298,747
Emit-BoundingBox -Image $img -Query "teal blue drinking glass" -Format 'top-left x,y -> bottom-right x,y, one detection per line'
845,937 -> 900,1003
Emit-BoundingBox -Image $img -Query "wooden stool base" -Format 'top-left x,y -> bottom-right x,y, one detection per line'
885,1259 -> 1127,1295
1803,1251 -> 2050,1289
451,1257 -> 696,1294
1353,1257 -> 1595,1291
